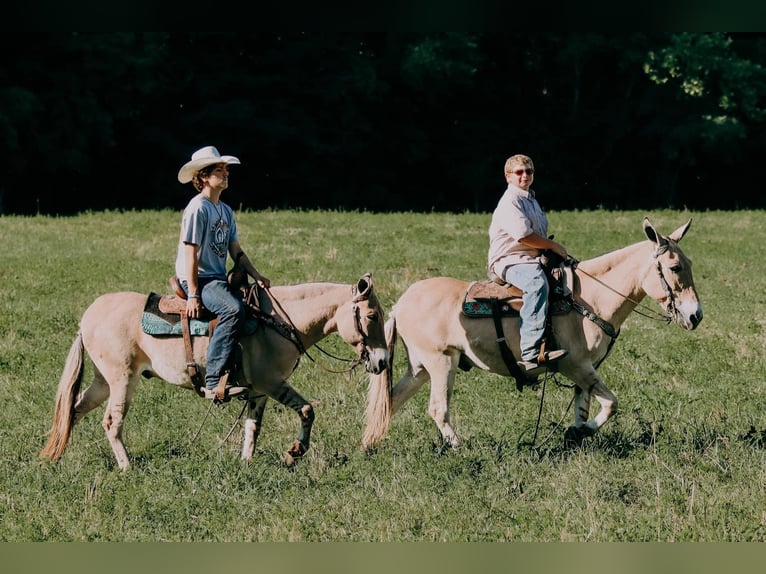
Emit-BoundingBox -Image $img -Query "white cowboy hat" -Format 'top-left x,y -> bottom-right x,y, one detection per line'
177,146 -> 241,184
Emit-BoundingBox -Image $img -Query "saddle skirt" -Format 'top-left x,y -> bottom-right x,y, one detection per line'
462,266 -> 573,318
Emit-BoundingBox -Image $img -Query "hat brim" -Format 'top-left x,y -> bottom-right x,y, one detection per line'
178,156 -> 240,184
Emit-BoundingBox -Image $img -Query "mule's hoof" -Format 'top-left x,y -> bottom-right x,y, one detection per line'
564,426 -> 586,448
284,440 -> 308,467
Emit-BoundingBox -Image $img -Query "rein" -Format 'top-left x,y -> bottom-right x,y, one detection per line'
262,286 -> 367,375
568,253 -> 674,325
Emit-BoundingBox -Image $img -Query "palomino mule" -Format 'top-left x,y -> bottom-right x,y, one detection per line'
40,273 -> 388,470
363,218 -> 703,450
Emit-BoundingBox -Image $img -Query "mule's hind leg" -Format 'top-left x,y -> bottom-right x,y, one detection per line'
241,394 -> 268,461
270,383 -> 314,466
565,369 -> 618,447
73,366 -> 111,424
391,364 -> 431,414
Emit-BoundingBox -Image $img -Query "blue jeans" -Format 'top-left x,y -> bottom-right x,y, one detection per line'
503,262 -> 549,361
184,278 -> 246,389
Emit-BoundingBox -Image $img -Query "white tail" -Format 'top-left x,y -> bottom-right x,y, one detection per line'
39,332 -> 84,462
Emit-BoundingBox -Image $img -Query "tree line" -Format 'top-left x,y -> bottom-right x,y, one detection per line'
1,32 -> 764,215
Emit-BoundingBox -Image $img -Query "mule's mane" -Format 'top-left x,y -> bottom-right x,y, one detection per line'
265,282 -> 351,325
270,281 -> 352,302
578,239 -> 653,276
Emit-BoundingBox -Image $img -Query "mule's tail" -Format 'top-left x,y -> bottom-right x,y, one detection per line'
39,332 -> 85,462
363,314 -> 397,449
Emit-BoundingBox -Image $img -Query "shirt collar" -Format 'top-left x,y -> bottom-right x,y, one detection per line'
506,183 -> 535,199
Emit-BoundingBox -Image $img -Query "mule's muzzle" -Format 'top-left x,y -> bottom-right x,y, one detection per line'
676,301 -> 703,330
688,307 -> 703,330
365,348 -> 389,374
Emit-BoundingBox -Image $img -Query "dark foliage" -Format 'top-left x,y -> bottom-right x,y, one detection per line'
1,32 -> 764,215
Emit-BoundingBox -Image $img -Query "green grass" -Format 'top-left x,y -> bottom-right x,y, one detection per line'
1,208 -> 765,541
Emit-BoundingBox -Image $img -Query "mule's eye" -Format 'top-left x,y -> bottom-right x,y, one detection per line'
367,312 -> 379,322
669,264 -> 683,273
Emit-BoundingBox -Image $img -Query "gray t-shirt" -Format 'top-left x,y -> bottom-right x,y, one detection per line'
175,194 -> 238,281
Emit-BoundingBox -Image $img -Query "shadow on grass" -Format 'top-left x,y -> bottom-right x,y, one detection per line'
737,426 -> 766,449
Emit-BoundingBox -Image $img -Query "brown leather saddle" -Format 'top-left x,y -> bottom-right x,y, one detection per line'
462,281 -> 523,317
462,267 -> 572,318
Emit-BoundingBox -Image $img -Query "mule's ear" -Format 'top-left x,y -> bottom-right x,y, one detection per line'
354,273 -> 372,302
668,218 -> 692,243
643,217 -> 661,244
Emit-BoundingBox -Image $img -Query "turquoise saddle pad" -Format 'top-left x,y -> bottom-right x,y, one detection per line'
139,292 -> 260,337
140,292 -> 211,336
140,311 -> 211,336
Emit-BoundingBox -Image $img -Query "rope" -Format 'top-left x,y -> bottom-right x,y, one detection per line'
222,401 -> 248,444
518,371 -> 576,452
518,250 -> 676,453
189,394 -> 248,449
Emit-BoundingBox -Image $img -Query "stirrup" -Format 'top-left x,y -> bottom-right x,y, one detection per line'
203,385 -> 248,403
206,371 -> 248,403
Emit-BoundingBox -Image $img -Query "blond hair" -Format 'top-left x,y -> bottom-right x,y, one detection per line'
504,154 -> 534,176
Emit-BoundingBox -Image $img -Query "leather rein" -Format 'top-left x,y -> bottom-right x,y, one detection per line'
561,246 -> 675,370
258,283 -> 373,375
568,244 -> 675,334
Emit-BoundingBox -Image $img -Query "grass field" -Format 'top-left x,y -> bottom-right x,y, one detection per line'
1,208 -> 765,542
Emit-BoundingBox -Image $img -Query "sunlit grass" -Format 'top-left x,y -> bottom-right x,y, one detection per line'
1,208 -> 765,541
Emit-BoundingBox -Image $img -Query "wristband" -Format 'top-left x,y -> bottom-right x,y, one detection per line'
188,294 -> 200,299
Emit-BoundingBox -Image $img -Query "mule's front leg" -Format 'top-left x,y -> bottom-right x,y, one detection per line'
423,355 -> 460,448
241,394 -> 268,462
565,371 -> 617,448
272,383 -> 314,466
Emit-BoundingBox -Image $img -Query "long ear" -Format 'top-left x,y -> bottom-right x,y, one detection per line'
353,273 -> 372,302
668,218 -> 692,243
643,217 -> 662,245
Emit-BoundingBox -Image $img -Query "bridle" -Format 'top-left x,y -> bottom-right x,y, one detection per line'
569,242 -> 676,329
652,243 -> 678,322
349,284 -> 377,367
561,245 -> 676,371
195,282 -> 378,447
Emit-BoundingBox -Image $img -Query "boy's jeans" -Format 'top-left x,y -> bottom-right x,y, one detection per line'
184,278 -> 246,389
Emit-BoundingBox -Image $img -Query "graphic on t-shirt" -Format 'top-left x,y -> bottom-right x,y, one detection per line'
210,218 -> 229,258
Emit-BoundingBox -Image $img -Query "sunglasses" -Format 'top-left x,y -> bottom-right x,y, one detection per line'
512,168 -> 535,176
